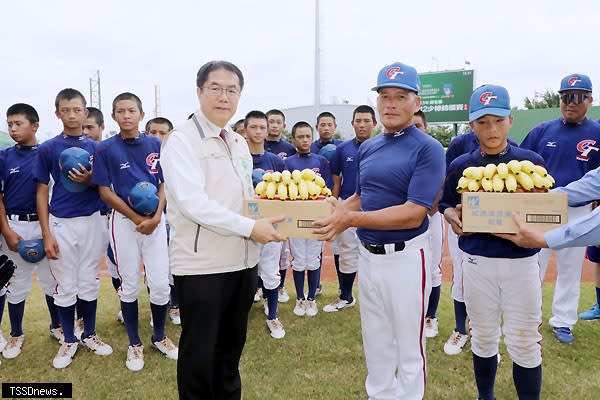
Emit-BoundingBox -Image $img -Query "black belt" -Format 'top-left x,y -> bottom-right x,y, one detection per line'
361,241 -> 405,255
8,213 -> 39,222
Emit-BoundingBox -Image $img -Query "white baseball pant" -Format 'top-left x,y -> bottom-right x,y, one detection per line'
2,220 -> 56,303
463,253 -> 542,368
538,204 -> 591,329
288,238 -> 323,272
359,231 -> 431,400
101,213 -> 119,279
447,228 -> 464,301
259,242 -> 283,290
337,227 -> 359,274
110,210 -> 170,305
279,240 -> 290,270
48,212 -> 104,307
428,213 -> 444,288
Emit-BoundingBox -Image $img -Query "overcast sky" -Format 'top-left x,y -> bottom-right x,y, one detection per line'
2,0 -> 600,139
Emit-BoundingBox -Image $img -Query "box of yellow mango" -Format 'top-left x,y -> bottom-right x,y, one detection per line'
244,169 -> 333,238
459,160 -> 568,234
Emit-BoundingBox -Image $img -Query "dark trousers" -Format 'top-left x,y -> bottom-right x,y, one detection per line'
175,266 -> 257,400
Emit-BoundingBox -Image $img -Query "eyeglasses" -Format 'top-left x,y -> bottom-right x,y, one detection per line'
202,85 -> 241,98
560,93 -> 590,105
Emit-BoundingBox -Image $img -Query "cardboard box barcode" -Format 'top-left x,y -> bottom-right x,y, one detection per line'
461,192 -> 568,234
244,199 -> 333,238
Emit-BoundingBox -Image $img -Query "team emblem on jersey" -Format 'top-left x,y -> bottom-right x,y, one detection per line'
345,156 -> 354,162
546,141 -> 557,147
146,152 -> 160,174
386,66 -> 404,80
479,91 -> 498,105
568,76 -> 582,87
9,167 -> 19,174
277,152 -> 288,159
576,139 -> 600,161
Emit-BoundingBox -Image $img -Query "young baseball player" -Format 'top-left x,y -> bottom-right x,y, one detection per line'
520,73 -> 600,343
311,111 -> 344,154
144,116 -> 179,325
265,109 -> 296,303
0,103 -> 63,360
323,105 -> 375,313
246,110 -> 286,338
412,110 -> 444,338
285,121 -> 332,317
34,88 -> 113,369
82,107 -> 105,142
92,92 -> 177,371
314,62 -> 445,399
440,84 -> 545,400
232,118 -> 246,139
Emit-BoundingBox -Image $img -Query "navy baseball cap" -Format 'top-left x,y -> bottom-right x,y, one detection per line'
559,73 -> 592,92
372,62 -> 420,93
59,147 -> 91,193
469,84 -> 511,122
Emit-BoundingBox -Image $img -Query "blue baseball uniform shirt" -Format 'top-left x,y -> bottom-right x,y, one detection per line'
520,118 -> 600,187
252,152 -> 285,173
33,134 -> 100,218
330,138 -> 362,200
92,133 -> 163,204
265,139 -> 296,159
356,125 -> 445,244
310,138 -> 343,155
446,131 -> 518,169
0,145 -> 39,214
439,145 -> 544,259
284,153 -> 333,188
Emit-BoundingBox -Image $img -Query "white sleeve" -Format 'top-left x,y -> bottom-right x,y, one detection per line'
161,132 -> 255,238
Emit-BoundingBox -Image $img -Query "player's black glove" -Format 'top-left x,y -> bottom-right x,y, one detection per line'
0,254 -> 16,288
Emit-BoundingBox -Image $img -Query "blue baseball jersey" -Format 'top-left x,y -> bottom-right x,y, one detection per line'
439,145 -> 544,259
446,131 -> 518,169
520,118 -> 600,187
33,134 -> 99,218
0,145 -> 39,214
265,139 -> 296,159
92,133 -> 163,203
330,138 -> 362,200
310,138 -> 343,155
356,125 -> 445,244
284,153 -> 333,188
252,152 -> 285,172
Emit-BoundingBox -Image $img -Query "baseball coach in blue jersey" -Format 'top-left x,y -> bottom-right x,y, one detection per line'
314,62 -> 445,399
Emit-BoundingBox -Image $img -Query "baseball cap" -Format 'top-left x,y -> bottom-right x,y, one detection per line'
372,62 -> 420,93
128,181 -> 159,216
59,147 -> 91,192
468,84 -> 511,122
559,73 -> 592,93
18,239 -> 46,263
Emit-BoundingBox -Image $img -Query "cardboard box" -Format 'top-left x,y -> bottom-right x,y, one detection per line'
244,199 -> 333,238
461,192 -> 568,234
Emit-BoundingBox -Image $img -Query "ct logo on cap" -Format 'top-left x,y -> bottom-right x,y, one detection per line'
568,76 -> 582,87
386,66 -> 404,80
479,91 -> 498,105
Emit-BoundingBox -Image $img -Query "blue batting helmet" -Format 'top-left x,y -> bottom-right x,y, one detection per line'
318,143 -> 337,161
17,239 -> 46,263
59,147 -> 91,192
128,181 -> 159,216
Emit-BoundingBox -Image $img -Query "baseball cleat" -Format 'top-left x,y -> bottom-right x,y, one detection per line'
424,317 -> 439,338
73,318 -> 84,341
306,300 -> 318,317
152,336 -> 178,360
53,342 -> 78,369
315,285 -> 323,297
116,311 -> 124,324
293,299 -> 307,316
0,332 -> 7,353
126,344 -> 144,371
266,318 -> 286,339
262,298 -> 269,317
323,298 -> 356,313
579,303 -> 600,320
81,334 -> 113,356
254,288 -> 263,302
553,327 -> 574,344
278,286 -> 290,303
2,335 -> 25,359
169,307 -> 181,325
49,326 -> 64,343
443,331 -> 469,355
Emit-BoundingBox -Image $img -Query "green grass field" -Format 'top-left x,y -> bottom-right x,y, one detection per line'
1,279 -> 599,399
